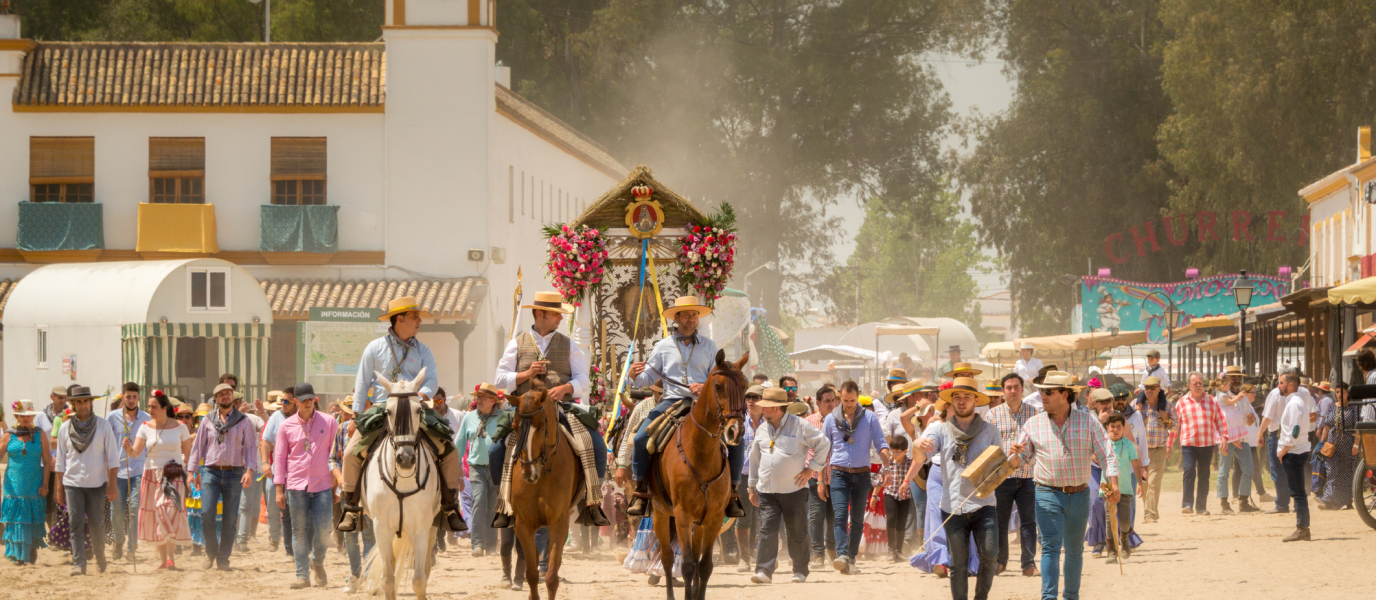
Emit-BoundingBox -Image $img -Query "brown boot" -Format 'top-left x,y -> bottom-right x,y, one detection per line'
577,504 -> 611,527
1219,498 -> 1233,514
337,489 -> 363,532
1282,527 -> 1311,542
626,480 -> 651,516
725,493 -> 746,518
440,487 -> 468,532
1238,496 -> 1260,513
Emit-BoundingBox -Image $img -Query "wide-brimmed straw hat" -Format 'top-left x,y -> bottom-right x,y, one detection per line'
885,379 -> 925,404
938,377 -> 990,407
664,295 -> 712,319
521,291 -> 574,315
943,362 -> 983,378
474,383 -> 503,399
1034,371 -> 1084,391
379,296 -> 434,321
1223,365 -> 1243,378
195,403 -> 213,417
757,387 -> 791,408
984,383 -> 1004,397
886,368 -> 908,382
11,399 -> 39,417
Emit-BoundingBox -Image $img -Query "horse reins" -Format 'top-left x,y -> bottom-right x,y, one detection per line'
514,398 -> 557,482
672,369 -> 743,524
376,395 -> 434,538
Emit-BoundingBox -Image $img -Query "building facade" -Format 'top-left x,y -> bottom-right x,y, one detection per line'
1300,127 -> 1376,288
0,1 -> 626,407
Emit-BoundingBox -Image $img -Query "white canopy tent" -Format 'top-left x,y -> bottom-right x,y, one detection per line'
3,259 -> 273,416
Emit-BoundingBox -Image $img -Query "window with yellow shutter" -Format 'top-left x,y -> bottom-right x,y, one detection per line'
271,137 -> 327,206
30,137 -> 95,203
149,137 -> 206,204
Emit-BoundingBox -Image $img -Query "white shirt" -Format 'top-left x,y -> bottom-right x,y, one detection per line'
748,414 -> 829,494
1215,391 -> 1252,443
1276,393 -> 1312,455
54,416 -> 122,488
1125,409 -> 1150,466
494,327 -> 590,401
1014,357 -> 1043,384
871,398 -> 889,422
1139,362 -> 1171,390
882,406 -> 914,443
1262,387 -> 1286,432
137,423 -> 192,471
1023,390 -> 1044,412
438,407 -> 464,433
246,413 -> 265,438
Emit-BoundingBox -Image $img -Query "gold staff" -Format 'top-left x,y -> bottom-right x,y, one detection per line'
510,266 -> 523,340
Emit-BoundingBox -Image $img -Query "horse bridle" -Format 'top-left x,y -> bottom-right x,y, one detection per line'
375,395 -> 434,538
514,401 -> 557,482
674,369 -> 745,523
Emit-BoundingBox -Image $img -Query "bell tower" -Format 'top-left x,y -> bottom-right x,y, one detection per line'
382,0 -> 498,274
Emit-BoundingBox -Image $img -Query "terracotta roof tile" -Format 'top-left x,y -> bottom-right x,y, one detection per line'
14,42 -> 385,109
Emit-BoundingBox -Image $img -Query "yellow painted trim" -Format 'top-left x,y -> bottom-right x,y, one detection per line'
0,73 -> 21,78
1302,176 -> 1347,203
0,40 -> 37,52
396,0 -> 406,26
12,104 -> 383,114
0,249 -> 384,265
1354,161 -> 1376,183
496,104 -> 623,180
469,0 -> 481,25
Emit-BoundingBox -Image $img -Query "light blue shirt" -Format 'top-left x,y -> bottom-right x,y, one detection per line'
453,407 -> 509,467
630,333 -> 719,400
822,408 -> 888,468
741,414 -> 764,469
108,409 -> 151,478
919,418 -> 1003,514
263,410 -> 286,445
352,330 -> 439,414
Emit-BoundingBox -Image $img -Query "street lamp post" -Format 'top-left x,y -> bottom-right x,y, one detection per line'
1142,292 -> 1184,382
1233,270 -> 1255,375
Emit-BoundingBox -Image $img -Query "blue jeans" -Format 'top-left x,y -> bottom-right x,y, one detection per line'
829,469 -> 871,560
1281,452 -> 1310,528
911,482 -> 927,532
1179,446 -> 1214,511
237,476 -> 264,544
995,477 -> 1038,569
944,505 -> 998,600
200,467 -> 245,567
632,398 -> 744,486
286,489 -> 332,580
66,484 -> 108,570
264,477 -> 286,544
1034,485 -> 1091,600
807,479 -> 833,557
345,515 -> 376,579
1216,442 -> 1253,499
1267,432 -> 1290,510
112,476 -> 141,553
469,466 -> 498,552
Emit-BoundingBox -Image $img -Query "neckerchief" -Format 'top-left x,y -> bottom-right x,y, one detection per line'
478,408 -> 496,440
68,414 -> 99,454
43,403 -> 58,423
831,405 -> 862,444
944,414 -> 987,466
6,426 -> 35,440
1119,400 -> 1136,420
209,408 -> 246,444
386,328 -> 418,382
676,333 -> 699,345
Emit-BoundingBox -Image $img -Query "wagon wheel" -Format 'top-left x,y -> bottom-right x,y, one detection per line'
1357,458 -> 1376,530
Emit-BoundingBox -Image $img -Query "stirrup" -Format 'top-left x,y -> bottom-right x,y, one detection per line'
725,493 -> 745,518
577,504 -> 611,527
492,512 -> 513,529
337,509 -> 362,532
446,509 -> 468,532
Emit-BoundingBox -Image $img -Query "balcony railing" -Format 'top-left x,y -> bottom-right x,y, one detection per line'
259,204 -> 339,264
136,202 -> 220,256
17,201 -> 105,262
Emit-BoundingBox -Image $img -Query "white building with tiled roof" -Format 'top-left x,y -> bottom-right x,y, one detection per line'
0,2 -> 626,408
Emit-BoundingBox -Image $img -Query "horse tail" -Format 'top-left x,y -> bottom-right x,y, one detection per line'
359,529 -> 421,594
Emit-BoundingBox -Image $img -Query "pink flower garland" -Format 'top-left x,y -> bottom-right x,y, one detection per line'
678,224 -> 737,304
544,224 -> 609,306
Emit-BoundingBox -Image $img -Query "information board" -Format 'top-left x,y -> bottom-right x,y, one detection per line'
298,308 -> 387,395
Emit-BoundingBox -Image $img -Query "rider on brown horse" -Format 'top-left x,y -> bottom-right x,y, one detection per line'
626,295 -> 747,519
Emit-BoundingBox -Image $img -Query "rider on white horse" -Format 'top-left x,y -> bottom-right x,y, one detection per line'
491,291 -> 610,528
338,296 -> 467,533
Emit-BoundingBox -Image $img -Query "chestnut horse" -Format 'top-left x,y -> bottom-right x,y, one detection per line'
510,381 -> 583,600
650,350 -> 748,600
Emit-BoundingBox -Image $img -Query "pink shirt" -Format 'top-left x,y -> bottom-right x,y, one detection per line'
273,411 -> 339,493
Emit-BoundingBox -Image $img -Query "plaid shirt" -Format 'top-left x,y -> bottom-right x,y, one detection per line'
1016,410 -> 1117,487
805,412 -> 827,483
883,457 -> 911,499
1168,392 -> 1228,448
1133,395 -> 1176,448
987,401 -> 1039,479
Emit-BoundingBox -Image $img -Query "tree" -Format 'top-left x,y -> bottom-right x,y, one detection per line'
1157,0 -> 1376,282
823,189 -> 990,335
13,0 -> 379,42
960,0 -> 1175,336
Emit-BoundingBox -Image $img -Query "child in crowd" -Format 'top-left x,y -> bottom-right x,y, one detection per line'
882,435 -> 913,563
1103,412 -> 1144,562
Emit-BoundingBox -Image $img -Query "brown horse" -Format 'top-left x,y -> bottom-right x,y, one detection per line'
509,382 -> 583,600
650,350 -> 748,600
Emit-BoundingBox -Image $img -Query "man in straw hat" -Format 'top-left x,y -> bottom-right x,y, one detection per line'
882,379 -> 925,444
338,296 -> 467,534
987,372 -> 1040,578
52,385 -> 121,575
910,377 -> 1002,599
1132,375 -> 1175,523
746,387 -> 830,584
1211,366 -> 1260,514
1009,372 -> 1120,600
493,291 -> 610,528
458,383 -> 510,555
943,362 -> 983,380
626,295 -> 747,518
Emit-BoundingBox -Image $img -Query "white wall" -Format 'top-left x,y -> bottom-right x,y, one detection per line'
1310,188 -> 1350,287
4,323 -> 124,420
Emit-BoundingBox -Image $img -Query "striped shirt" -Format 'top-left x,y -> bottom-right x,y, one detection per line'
1168,392 -> 1228,448
987,401 -> 1039,479
1133,395 -> 1176,448
1016,409 -> 1117,487
186,412 -> 260,473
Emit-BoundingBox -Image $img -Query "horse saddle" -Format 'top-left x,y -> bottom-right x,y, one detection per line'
645,399 -> 693,456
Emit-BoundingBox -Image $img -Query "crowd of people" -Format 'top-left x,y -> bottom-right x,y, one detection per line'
0,295 -> 1371,600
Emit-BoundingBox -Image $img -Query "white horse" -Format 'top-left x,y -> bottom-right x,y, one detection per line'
361,367 -> 442,600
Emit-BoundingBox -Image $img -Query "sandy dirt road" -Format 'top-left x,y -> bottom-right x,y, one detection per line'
8,491 -> 1374,600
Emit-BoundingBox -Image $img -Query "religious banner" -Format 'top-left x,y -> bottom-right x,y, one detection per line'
1079,274 -> 1290,342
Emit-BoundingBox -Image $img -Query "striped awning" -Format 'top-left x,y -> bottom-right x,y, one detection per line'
121,322 -> 271,398
259,277 -> 484,320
